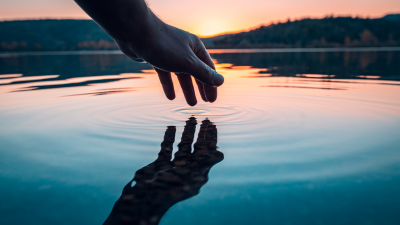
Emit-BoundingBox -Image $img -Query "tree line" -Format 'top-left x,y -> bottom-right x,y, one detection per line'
1,14 -> 399,51
0,19 -> 117,51
210,14 -> 400,48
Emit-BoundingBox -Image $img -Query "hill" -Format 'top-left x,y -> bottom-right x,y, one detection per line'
0,19 -> 117,51
1,14 -> 400,51
210,14 -> 400,48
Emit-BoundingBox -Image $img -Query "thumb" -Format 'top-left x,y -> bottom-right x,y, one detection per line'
184,55 -> 224,87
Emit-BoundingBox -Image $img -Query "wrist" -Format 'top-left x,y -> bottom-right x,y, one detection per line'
114,10 -> 164,45
74,0 -> 159,44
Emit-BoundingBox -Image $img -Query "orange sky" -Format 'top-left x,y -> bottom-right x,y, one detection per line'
0,0 -> 399,36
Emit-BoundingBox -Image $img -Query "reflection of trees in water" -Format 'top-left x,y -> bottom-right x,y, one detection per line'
0,54 -> 152,91
1,51 -> 399,88
212,51 -> 400,80
0,54 -> 151,78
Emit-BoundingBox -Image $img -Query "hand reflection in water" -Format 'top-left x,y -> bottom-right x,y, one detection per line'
104,117 -> 224,225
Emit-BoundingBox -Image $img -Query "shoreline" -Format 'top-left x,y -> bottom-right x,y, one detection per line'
1,46 -> 400,57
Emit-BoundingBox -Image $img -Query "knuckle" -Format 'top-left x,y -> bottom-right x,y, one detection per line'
182,55 -> 198,71
194,36 -> 206,51
192,34 -> 201,43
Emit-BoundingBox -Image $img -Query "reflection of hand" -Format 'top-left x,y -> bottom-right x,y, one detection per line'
103,118 -> 223,225
74,0 -> 224,106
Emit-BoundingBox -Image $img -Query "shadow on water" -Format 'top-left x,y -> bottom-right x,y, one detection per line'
104,117 -> 223,225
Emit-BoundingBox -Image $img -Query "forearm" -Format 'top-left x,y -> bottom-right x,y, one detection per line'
76,0 -> 223,105
74,0 -> 158,43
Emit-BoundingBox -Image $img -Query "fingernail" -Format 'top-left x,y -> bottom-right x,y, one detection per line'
213,72 -> 224,86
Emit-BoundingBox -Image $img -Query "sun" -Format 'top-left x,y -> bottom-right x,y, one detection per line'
192,19 -> 234,37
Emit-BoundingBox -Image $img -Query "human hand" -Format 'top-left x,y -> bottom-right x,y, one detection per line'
75,0 -> 224,106
115,18 -> 224,106
103,117 -> 223,225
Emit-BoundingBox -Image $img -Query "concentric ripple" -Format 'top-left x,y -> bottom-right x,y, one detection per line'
88,100 -> 278,132
173,105 -> 240,117
2,70 -> 400,183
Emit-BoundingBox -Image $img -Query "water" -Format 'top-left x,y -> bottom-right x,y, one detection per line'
1,49 -> 400,225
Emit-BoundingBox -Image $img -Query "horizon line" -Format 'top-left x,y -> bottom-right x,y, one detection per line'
1,47 -> 400,57
1,12 -> 399,38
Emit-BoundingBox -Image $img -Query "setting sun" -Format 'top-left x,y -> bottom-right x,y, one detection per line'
2,0 -> 399,36
191,19 -> 234,37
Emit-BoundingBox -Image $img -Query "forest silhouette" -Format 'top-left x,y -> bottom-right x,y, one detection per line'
0,14 -> 399,52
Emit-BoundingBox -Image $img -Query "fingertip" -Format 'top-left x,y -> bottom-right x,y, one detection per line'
207,92 -> 217,103
188,99 -> 197,107
212,72 -> 224,87
200,92 -> 208,102
166,92 -> 176,100
195,80 -> 209,102
176,73 -> 198,107
204,85 -> 217,103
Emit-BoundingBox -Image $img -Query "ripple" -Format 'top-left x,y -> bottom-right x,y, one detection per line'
2,74 -> 400,183
173,105 -> 241,117
175,109 -> 208,115
89,101 -> 276,131
84,90 -> 400,146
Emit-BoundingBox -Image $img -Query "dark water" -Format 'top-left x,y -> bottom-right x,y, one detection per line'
1,49 -> 400,225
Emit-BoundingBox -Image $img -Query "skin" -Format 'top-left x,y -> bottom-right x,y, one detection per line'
74,0 -> 224,106
103,118 -> 223,225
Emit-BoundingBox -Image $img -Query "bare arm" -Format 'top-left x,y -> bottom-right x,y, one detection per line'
74,0 -> 224,106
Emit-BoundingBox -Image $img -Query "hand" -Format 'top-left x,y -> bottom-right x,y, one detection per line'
103,118 -> 223,225
116,21 -> 224,106
75,0 -> 224,106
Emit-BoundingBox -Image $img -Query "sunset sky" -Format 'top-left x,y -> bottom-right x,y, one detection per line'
0,0 -> 399,36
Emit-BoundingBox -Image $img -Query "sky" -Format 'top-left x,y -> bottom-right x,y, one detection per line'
0,0 -> 399,36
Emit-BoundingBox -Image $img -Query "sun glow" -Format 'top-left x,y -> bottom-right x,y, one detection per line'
190,19 -> 237,37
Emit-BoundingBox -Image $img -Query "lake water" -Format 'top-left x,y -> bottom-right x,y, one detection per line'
1,49 -> 400,225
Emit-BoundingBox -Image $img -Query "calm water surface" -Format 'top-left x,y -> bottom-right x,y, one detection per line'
1,50 -> 400,225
